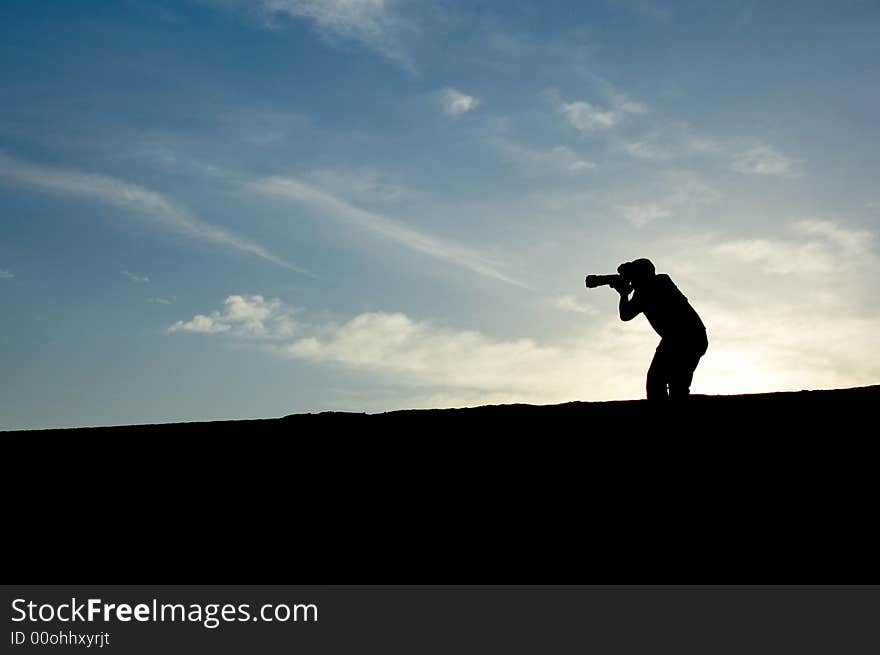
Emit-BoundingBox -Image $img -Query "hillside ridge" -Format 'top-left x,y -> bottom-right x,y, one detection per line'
7,384 -> 878,434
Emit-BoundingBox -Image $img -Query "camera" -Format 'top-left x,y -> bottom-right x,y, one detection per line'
585,274 -> 627,289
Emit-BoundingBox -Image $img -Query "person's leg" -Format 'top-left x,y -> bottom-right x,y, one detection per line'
668,333 -> 708,398
668,353 -> 697,398
646,341 -> 670,400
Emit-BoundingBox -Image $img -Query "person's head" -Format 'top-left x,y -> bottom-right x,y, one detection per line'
617,258 -> 655,289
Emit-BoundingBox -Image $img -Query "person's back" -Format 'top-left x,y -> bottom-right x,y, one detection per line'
633,273 -> 705,341
615,259 -> 708,399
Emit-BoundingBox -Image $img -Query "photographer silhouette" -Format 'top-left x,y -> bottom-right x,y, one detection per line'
608,259 -> 707,400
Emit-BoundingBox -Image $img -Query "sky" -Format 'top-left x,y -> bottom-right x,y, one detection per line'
2,0 -> 879,429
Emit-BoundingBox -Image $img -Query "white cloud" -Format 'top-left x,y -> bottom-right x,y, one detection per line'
0,152 -> 311,276
567,158 -> 598,172
611,172 -> 720,227
712,238 -> 833,274
550,295 -> 598,315
166,214 -> 880,408
170,216 -> 880,406
622,140 -> 667,160
493,140 -> 597,176
610,95 -> 648,115
682,133 -> 720,155
534,170 -> 718,230
279,311 -> 568,392
617,122 -> 719,163
235,111 -> 309,145
242,0 -> 416,71
561,100 -> 618,131
664,172 -> 721,207
303,167 -> 410,203
122,270 -> 150,284
558,85 -> 646,134
173,296 -> 653,403
0,269 -> 13,279
580,75 -> 650,115
528,188 -> 596,215
439,88 -> 481,116
170,313 -> 231,334
592,75 -> 650,115
710,220 -> 873,275
795,219 -> 873,255
732,144 -> 800,176
251,176 -> 527,287
169,294 -> 298,338
616,203 -> 672,227
134,143 -> 227,178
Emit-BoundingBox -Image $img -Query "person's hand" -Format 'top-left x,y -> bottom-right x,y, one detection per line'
612,278 -> 632,296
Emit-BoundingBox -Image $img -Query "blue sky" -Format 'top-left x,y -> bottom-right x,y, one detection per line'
2,0 -> 879,428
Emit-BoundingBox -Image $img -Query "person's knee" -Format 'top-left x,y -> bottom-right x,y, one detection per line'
647,387 -> 667,400
668,359 -> 698,398
646,372 -> 668,400
668,383 -> 691,398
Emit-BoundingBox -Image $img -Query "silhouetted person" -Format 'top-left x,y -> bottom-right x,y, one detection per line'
613,259 -> 708,400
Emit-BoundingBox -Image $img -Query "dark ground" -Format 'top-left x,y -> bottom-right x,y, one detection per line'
5,385 -> 878,582
10,383 -> 878,435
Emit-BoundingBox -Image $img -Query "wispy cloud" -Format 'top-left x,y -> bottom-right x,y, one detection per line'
617,122 -> 718,162
148,297 -> 174,305
133,143 -> 228,178
711,220 -> 874,274
0,269 -> 13,279
549,295 -> 598,315
303,167 -> 411,203
223,0 -> 417,71
279,311 -> 568,393
613,171 -> 720,227
169,294 -> 297,338
233,111 -> 309,145
122,270 -> 150,284
616,203 -> 672,227
664,171 -> 722,206
795,219 -> 874,255
621,140 -> 667,160
251,176 -> 528,287
732,144 -> 800,176
0,152 -> 311,276
561,100 -> 618,131
439,88 -> 481,116
556,84 -> 647,134
170,295 -> 649,403
493,139 -> 597,176
601,88 -> 648,115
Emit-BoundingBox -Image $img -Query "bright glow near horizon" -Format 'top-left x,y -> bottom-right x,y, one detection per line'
1,1 -> 879,428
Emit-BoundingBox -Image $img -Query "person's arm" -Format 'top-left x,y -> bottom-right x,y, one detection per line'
617,285 -> 641,321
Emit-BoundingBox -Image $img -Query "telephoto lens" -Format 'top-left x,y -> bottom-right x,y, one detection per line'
585,274 -> 622,288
